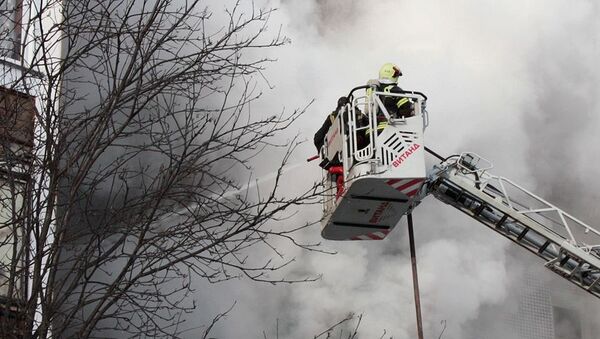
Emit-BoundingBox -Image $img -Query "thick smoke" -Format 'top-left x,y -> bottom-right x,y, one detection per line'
175,1 -> 600,338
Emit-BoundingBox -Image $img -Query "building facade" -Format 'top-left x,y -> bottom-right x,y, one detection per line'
466,251 -> 600,339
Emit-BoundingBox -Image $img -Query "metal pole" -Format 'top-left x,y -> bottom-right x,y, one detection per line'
407,213 -> 425,339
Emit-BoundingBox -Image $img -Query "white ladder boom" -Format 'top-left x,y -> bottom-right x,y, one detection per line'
428,153 -> 600,299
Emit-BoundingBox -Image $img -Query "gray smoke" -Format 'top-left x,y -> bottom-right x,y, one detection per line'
165,1 -> 600,338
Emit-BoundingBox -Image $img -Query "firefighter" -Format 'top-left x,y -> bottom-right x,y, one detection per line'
313,97 -> 350,195
313,96 -> 348,152
366,63 -> 414,134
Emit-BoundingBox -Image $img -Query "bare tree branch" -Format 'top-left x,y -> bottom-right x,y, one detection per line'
1,0 -> 324,337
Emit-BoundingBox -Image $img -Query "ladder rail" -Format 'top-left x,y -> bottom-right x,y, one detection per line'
428,155 -> 600,298
439,159 -> 600,249
497,175 -> 600,245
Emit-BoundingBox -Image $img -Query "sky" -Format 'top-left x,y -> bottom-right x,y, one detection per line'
179,1 -> 600,338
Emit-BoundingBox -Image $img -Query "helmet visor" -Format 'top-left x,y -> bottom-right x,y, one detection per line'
393,66 -> 402,78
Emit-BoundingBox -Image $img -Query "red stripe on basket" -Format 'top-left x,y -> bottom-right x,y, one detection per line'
395,178 -> 422,192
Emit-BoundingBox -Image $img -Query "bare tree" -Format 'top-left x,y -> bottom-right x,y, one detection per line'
1,0 -> 321,337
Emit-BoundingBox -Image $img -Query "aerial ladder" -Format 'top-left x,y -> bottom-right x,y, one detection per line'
317,85 -> 600,301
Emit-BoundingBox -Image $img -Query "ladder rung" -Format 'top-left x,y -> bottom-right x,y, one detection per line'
568,261 -> 583,278
517,228 -> 529,241
473,203 -> 486,216
453,190 -> 465,203
588,275 -> 600,291
547,264 -> 569,278
538,241 -> 551,254
495,214 -> 508,228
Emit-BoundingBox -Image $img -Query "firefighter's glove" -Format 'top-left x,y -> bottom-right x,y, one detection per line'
319,158 -> 331,169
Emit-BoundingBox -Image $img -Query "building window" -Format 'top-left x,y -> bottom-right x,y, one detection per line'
0,177 -> 26,300
0,86 -> 34,336
0,0 -> 23,60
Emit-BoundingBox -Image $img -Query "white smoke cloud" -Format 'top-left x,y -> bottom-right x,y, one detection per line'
176,1 -> 600,338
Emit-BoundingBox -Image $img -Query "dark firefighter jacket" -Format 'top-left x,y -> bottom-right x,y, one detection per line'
313,111 -> 336,151
376,83 -> 413,119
